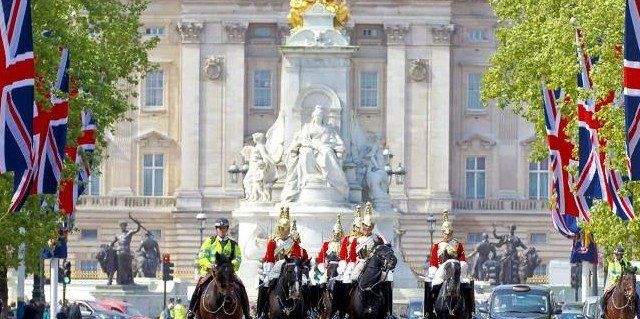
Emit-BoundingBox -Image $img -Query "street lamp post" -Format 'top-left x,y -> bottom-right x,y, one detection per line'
196,213 -> 207,245
383,147 -> 407,186
427,214 -> 437,251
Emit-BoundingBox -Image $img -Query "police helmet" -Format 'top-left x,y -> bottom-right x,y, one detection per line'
614,245 -> 625,255
215,217 -> 230,228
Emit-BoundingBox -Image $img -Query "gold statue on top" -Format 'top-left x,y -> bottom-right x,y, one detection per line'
288,0 -> 350,31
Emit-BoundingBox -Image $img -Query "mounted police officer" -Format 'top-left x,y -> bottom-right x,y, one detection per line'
186,217 -> 251,319
349,202 -> 395,319
600,245 -> 639,319
424,210 -> 472,319
256,207 -> 309,319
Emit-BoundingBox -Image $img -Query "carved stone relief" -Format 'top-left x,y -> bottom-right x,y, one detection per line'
431,24 -> 456,44
384,24 -> 409,44
203,56 -> 224,81
224,22 -> 248,43
408,59 -> 429,82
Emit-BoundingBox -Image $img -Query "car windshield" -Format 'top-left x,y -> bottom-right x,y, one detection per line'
407,300 -> 422,319
86,301 -> 111,312
491,292 -> 548,314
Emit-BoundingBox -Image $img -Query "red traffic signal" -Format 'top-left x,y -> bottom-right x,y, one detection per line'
162,253 -> 170,263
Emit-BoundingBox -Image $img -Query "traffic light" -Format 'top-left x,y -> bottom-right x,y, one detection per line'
63,261 -> 72,284
570,264 -> 582,288
162,253 -> 174,281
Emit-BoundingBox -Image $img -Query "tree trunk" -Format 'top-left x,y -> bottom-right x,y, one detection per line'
0,264 -> 8,319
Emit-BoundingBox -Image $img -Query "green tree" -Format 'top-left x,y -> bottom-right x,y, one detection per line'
0,0 -> 156,308
484,0 -> 640,259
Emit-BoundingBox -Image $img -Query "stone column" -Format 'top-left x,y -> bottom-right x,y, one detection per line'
384,24 -> 409,196
425,24 -> 455,213
222,22 -> 247,196
176,21 -> 204,211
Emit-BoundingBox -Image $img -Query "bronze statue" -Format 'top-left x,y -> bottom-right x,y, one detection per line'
492,224 -> 527,284
519,247 -> 542,283
134,232 -> 161,278
467,233 -> 496,280
101,215 -> 142,285
96,243 -> 117,285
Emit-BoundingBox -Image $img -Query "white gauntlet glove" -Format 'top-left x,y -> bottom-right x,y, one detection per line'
337,260 -> 346,275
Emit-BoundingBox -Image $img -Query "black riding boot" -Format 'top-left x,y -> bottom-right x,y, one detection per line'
188,275 -> 212,319
428,284 -> 441,319
256,286 -> 268,319
235,278 -> 253,319
600,294 -> 607,319
385,282 -> 395,319
635,293 -> 640,319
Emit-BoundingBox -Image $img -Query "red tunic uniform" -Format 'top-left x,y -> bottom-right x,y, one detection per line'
263,237 -> 307,263
429,238 -> 466,268
339,235 -> 357,263
316,239 -> 341,264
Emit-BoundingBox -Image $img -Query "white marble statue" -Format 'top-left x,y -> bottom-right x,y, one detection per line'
363,133 -> 390,201
281,105 -> 350,202
243,132 -> 277,202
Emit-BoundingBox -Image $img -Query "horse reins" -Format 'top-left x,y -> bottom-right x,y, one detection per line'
200,279 -> 239,316
277,262 -> 303,316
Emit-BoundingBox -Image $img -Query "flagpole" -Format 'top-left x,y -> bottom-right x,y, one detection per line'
17,227 -> 26,319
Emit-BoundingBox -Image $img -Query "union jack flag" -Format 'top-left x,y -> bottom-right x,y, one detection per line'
542,86 -> 579,237
31,48 -> 69,195
625,0 -> 640,180
574,29 -> 609,222
59,110 -> 95,217
0,0 -> 35,212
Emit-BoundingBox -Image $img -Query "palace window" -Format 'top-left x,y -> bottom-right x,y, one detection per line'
467,73 -> 483,111
530,233 -> 547,245
143,154 -> 164,196
533,264 -> 547,276
85,169 -> 100,196
467,30 -> 488,41
529,161 -> 549,200
144,27 -> 165,36
465,156 -> 486,199
80,229 -> 98,240
467,232 -> 483,245
360,71 -> 378,108
144,70 -> 164,108
253,70 -> 272,109
79,260 -> 98,272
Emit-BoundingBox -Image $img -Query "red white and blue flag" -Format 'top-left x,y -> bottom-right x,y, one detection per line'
31,48 -> 69,195
542,86 -> 579,238
574,29 -> 608,222
59,110 -> 96,217
625,0 -> 640,180
0,0 -> 35,212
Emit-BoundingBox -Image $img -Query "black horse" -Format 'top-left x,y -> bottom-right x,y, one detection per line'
348,244 -> 397,319
96,244 -> 117,285
268,256 -> 308,319
319,253 -> 349,319
433,260 -> 469,319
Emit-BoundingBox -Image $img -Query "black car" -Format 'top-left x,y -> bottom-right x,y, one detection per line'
479,284 -> 562,319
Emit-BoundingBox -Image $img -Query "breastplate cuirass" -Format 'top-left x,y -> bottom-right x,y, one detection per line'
274,237 -> 294,260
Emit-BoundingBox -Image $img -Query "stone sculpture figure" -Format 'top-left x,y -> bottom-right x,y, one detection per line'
467,233 -> 496,280
243,132 -> 277,202
281,105 -> 349,202
492,224 -> 527,284
362,133 -> 389,202
111,220 -> 141,285
135,232 -> 161,278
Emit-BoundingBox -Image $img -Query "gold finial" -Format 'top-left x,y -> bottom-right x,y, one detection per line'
291,220 -> 300,242
363,202 -> 375,227
287,0 -> 351,31
351,205 -> 362,236
333,213 -> 344,237
276,207 -> 292,238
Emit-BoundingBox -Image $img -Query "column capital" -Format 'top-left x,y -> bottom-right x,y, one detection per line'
224,22 -> 248,43
430,24 -> 455,44
384,24 -> 409,45
176,21 -> 204,43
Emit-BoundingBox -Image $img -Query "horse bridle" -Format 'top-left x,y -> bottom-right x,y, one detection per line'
610,273 -> 637,311
200,278 -> 239,316
277,261 -> 303,316
357,248 -> 393,294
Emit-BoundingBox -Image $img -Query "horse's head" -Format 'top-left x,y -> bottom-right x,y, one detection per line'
372,244 -> 397,272
325,252 -> 341,279
282,256 -> 305,300
441,259 -> 461,297
212,252 -> 234,296
619,267 -> 637,299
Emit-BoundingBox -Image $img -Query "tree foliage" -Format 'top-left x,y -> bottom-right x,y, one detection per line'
484,0 -> 639,256
0,0 -> 156,298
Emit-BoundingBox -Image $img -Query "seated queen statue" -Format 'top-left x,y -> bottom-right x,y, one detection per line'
281,105 -> 350,202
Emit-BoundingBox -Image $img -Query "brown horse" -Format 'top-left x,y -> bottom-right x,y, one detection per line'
197,253 -> 243,319
319,254 -> 349,319
604,268 -> 637,319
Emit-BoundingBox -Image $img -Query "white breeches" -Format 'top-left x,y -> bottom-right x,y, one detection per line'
344,260 -> 394,283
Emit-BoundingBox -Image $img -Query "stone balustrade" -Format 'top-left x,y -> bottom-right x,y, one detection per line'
452,199 -> 548,211
77,196 -> 176,209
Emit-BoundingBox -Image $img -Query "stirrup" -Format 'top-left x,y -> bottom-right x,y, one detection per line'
186,310 -> 196,319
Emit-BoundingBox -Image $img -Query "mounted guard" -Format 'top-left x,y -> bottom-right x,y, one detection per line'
316,214 -> 348,319
256,207 -> 310,319
424,210 -> 474,319
338,205 -> 362,282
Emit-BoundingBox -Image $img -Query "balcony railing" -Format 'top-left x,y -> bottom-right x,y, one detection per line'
452,199 -> 548,211
77,196 -> 176,208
